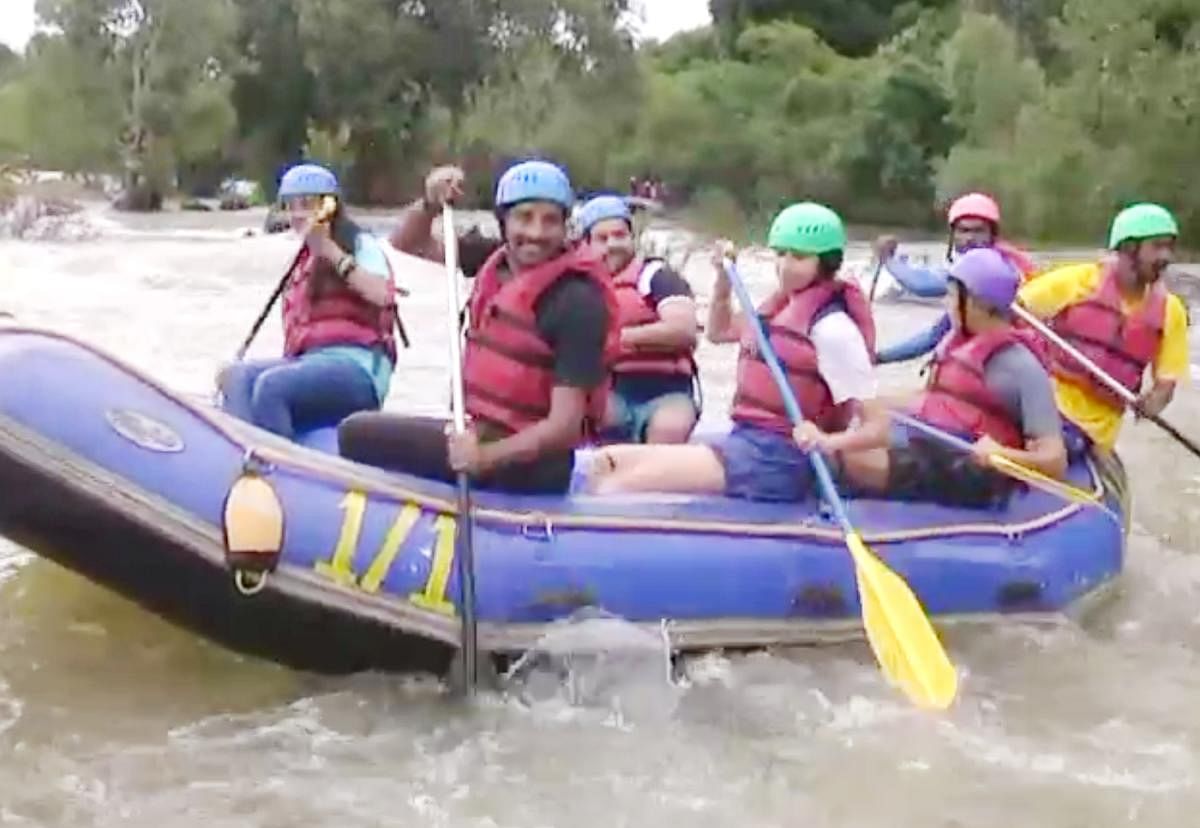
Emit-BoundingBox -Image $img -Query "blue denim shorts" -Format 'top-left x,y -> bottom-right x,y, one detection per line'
605,390 -> 697,443
711,424 -> 816,502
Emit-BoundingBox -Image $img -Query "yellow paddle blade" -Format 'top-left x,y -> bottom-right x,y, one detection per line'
845,532 -> 958,710
988,454 -> 1100,506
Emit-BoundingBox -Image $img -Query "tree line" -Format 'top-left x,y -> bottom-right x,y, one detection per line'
1,0 -> 1198,244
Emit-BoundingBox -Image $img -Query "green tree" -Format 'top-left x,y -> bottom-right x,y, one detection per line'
32,0 -> 240,207
940,11 -> 1044,144
0,46 -> 28,162
0,44 -> 19,80
711,0 -> 954,56
841,57 -> 959,222
938,1 -> 1200,240
230,0 -> 315,195
20,33 -> 123,173
296,0 -> 635,202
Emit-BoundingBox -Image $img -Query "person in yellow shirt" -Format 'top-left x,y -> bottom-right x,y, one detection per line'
1017,203 -> 1188,454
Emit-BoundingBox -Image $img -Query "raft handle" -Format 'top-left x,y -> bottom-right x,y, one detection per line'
520,514 -> 555,543
240,448 -> 274,476
234,569 -> 269,596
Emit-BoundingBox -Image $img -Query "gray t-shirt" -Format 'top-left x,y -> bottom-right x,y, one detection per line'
984,344 -> 1062,439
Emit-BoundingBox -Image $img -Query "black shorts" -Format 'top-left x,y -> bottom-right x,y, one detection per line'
338,414 -> 574,495
885,436 -> 1015,510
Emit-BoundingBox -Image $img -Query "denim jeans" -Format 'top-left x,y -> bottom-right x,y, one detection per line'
220,356 -> 379,439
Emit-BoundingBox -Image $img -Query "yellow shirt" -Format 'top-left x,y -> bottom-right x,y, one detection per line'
1018,262 -> 1189,449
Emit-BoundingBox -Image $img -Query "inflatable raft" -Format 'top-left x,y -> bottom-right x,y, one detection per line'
0,326 -> 1129,675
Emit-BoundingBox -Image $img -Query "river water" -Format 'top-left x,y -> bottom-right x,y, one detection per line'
2,204 -> 1200,825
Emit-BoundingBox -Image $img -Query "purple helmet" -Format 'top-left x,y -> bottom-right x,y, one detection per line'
949,247 -> 1019,314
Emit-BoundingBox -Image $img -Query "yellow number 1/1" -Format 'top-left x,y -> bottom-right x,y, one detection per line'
409,515 -> 457,616
315,491 -> 366,586
312,493 -> 457,616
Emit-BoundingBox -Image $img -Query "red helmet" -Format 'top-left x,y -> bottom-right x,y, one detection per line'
947,192 -> 1000,226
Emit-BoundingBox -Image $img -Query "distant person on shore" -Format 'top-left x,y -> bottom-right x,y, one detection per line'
577,194 -> 700,443
218,163 -> 398,438
873,193 -> 1036,365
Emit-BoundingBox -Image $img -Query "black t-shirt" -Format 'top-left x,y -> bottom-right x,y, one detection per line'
641,262 -> 694,305
534,275 -> 611,388
613,260 -> 696,400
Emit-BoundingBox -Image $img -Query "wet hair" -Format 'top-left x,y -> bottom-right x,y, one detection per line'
816,250 -> 844,278
329,202 -> 358,252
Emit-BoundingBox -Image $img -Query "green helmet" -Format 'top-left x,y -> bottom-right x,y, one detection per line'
767,202 -> 846,255
1108,203 -> 1179,249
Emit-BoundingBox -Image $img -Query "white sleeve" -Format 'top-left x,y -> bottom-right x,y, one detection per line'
809,312 -> 878,404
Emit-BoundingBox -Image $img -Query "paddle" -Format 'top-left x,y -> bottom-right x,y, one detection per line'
442,204 -> 480,695
1012,304 -> 1200,461
889,410 -> 1119,521
723,259 -> 958,710
867,260 -> 884,303
235,196 -> 337,361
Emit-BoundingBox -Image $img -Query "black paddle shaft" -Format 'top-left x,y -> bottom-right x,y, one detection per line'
454,475 -> 479,693
868,261 -> 883,303
235,267 -> 294,361
1146,409 -> 1200,460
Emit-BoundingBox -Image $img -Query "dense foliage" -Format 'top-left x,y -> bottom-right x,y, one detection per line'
1,0 -> 1197,243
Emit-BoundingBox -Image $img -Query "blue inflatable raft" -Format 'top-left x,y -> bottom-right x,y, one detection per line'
0,327 -> 1129,674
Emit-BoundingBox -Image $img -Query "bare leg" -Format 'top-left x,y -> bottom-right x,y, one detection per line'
839,447 -> 891,493
643,397 -> 699,444
592,444 -> 725,495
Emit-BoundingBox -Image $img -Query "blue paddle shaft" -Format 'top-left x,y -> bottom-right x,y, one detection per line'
723,261 -> 855,534
891,410 -> 974,453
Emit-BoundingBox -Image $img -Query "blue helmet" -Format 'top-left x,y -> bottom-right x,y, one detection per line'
495,160 -> 574,210
278,163 -> 339,199
577,195 -> 632,236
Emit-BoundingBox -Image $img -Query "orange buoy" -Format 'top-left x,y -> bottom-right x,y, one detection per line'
222,471 -> 284,596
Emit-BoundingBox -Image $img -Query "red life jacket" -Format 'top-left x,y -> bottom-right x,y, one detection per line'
611,256 -> 695,377
462,246 -> 619,439
282,245 -> 398,363
731,279 -> 877,435
1046,265 -> 1167,409
916,328 -> 1045,447
995,239 -> 1037,280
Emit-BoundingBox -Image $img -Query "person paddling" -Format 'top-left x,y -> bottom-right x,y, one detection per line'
834,248 -> 1066,508
1017,203 -> 1189,458
874,193 -> 1037,364
592,203 -> 887,500
576,194 -> 700,443
218,163 -> 398,438
338,160 -> 618,494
